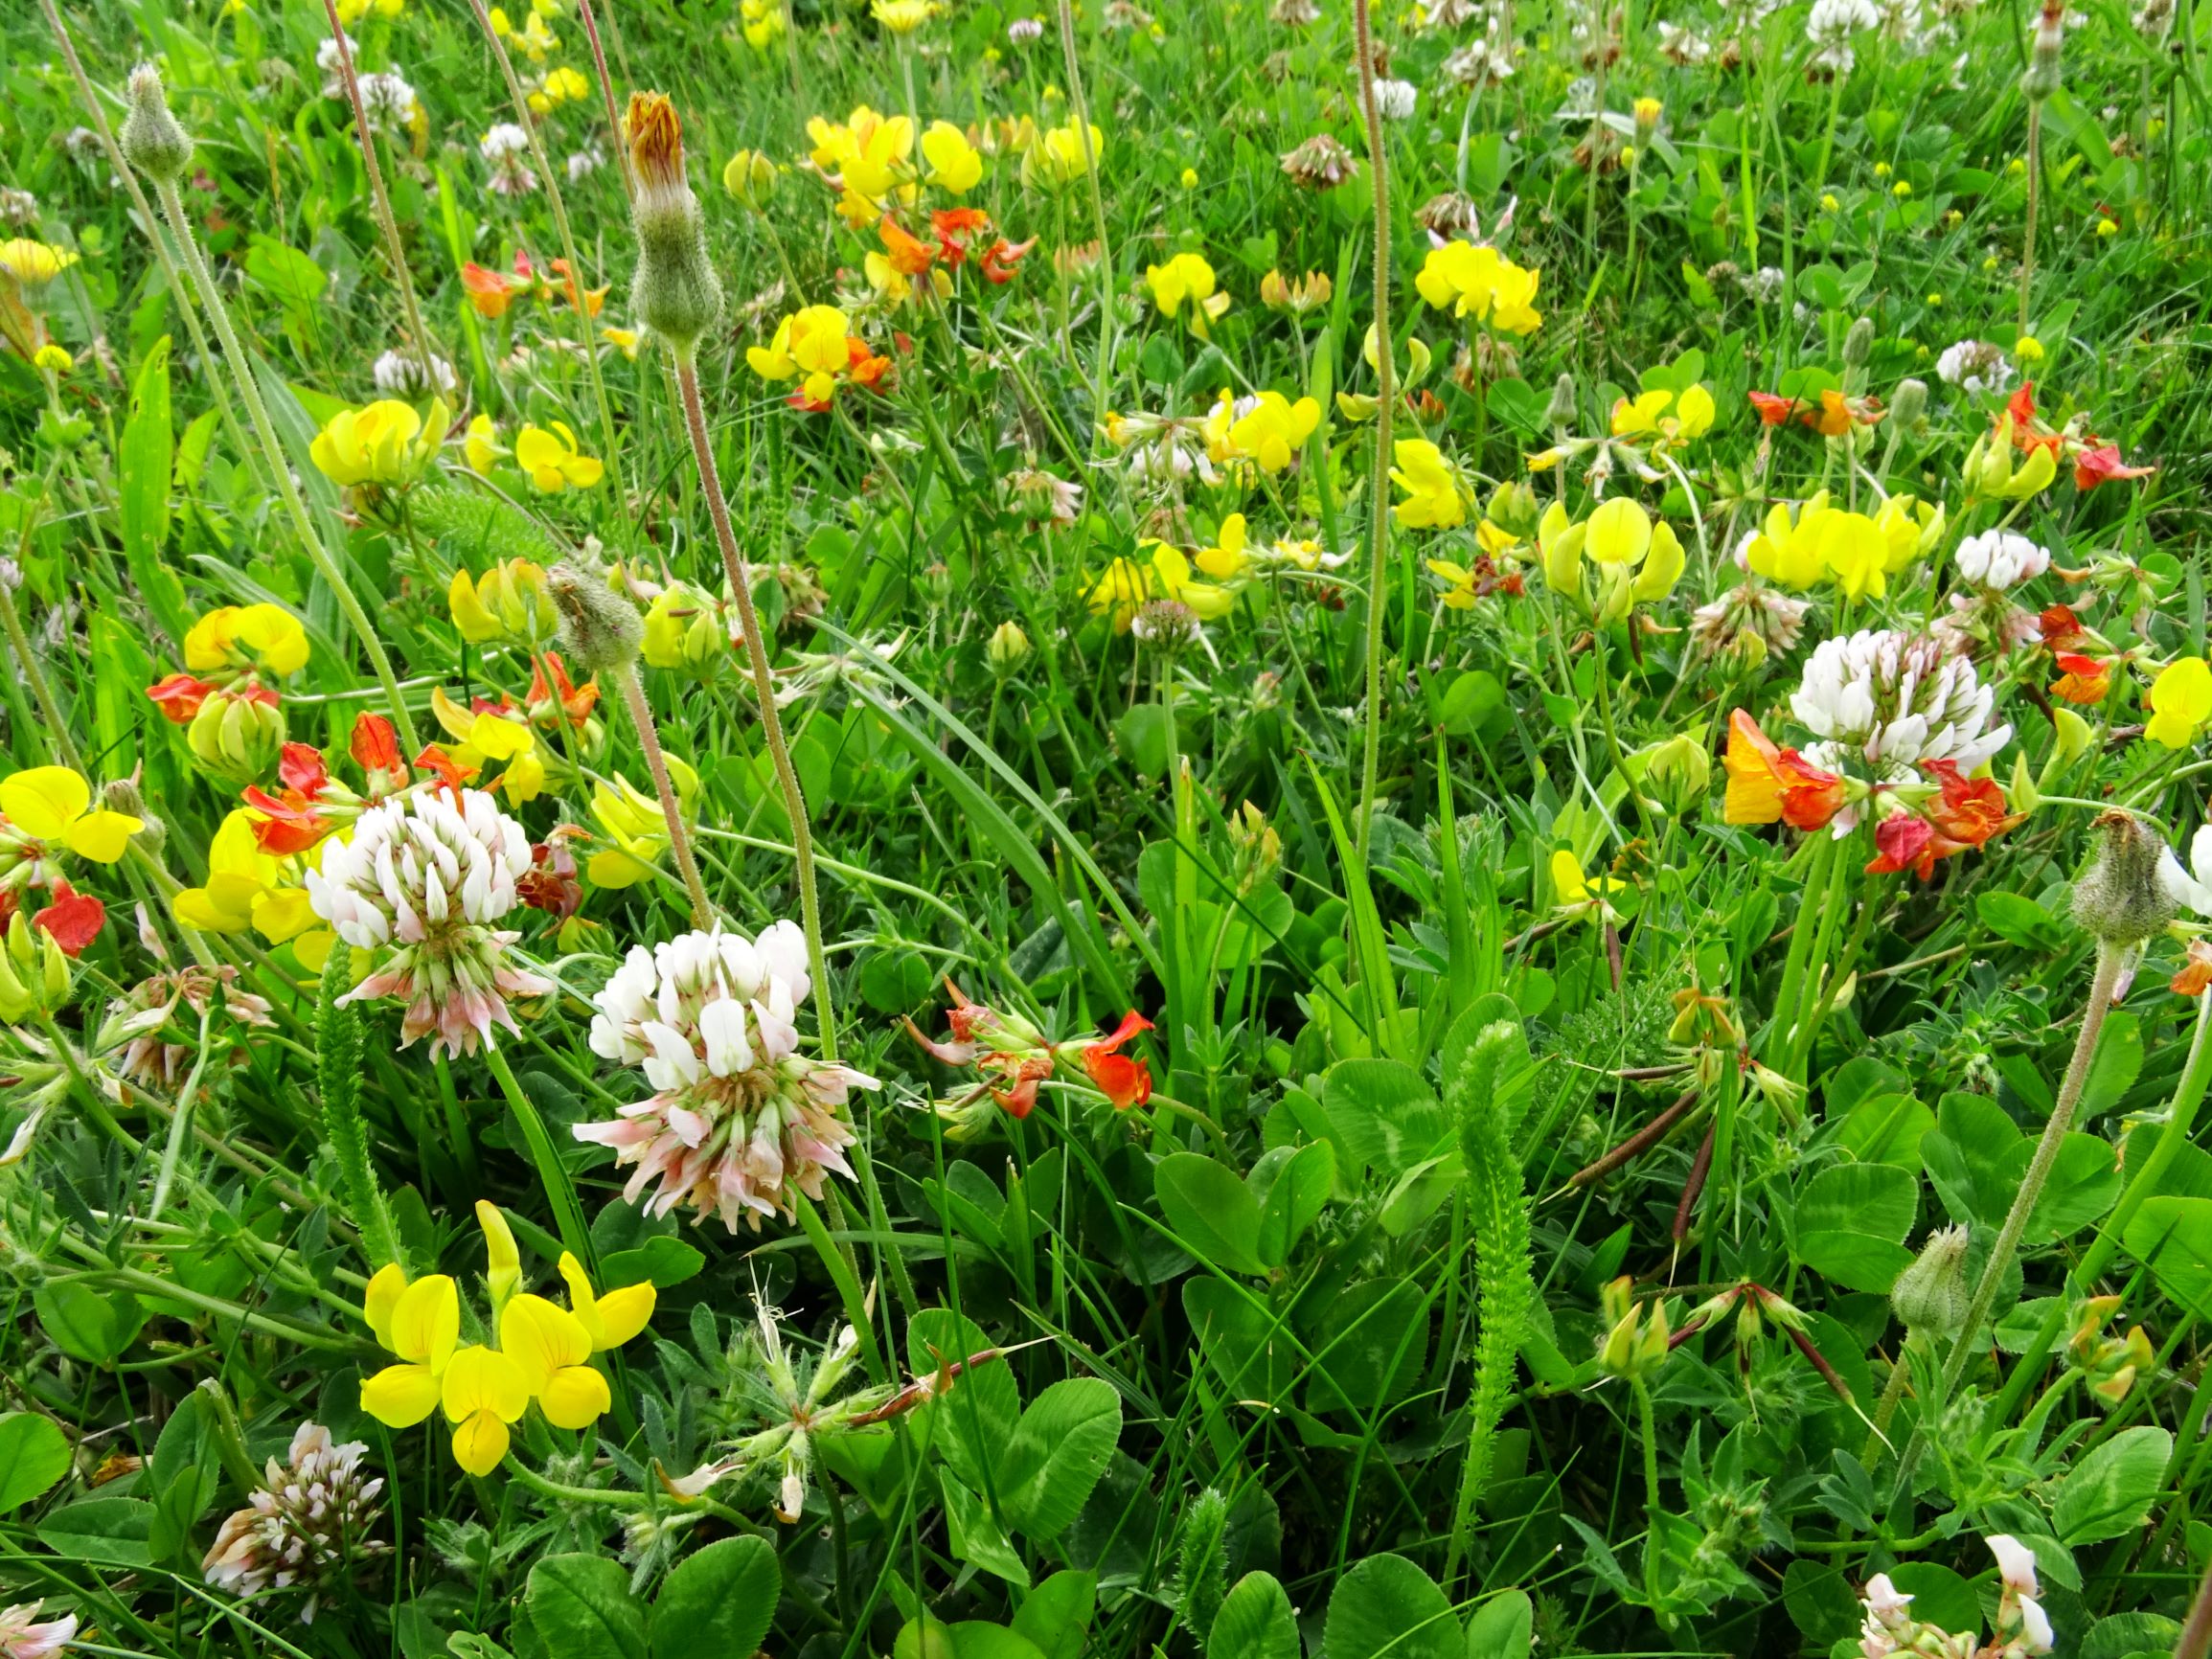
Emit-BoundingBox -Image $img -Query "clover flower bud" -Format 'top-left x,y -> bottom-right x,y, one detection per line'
2070,809 -> 2178,946
626,93 -> 724,358
1890,375 -> 1927,429
1891,1224 -> 1972,1334
1545,372 -> 1578,430
549,562 -> 645,676
122,63 -> 194,184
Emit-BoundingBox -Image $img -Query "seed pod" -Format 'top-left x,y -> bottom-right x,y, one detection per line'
121,63 -> 194,184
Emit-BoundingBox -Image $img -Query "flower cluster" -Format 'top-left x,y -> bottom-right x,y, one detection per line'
574,923 -> 878,1231
203,1423 -> 389,1624
907,981 -> 1156,1135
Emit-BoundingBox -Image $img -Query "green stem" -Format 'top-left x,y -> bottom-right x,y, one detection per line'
485,1043 -> 595,1273
1352,0 -> 1396,867
612,660 -> 714,928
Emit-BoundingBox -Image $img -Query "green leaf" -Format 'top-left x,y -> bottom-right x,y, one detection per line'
1834,1093 -> 1933,1171
912,1308 -> 1020,1494
1011,1570 -> 1097,1659
1976,891 -> 2065,952
1795,1162 -> 1919,1292
2016,1133 -> 2119,1240
2051,1426 -> 2172,1544
1156,1154 -> 1266,1276
1209,1571 -> 1299,1659
2081,1011 -> 2145,1116
1463,1589 -> 1534,1659
1323,1554 -> 1460,1659
1304,1278 -> 1430,1414
34,1283 -> 147,1366
1184,1280 -> 1296,1403
0,1414 -> 70,1512
527,1555 -> 648,1659
146,1389 -> 219,1565
995,1378 -> 1123,1538
37,1496 -> 154,1565
650,1535 -> 779,1659
1253,1142 -> 1334,1269
1885,1564 -> 1975,1637
942,1477 -> 1030,1584
120,337 -> 189,649
597,1235 -> 707,1290
1321,1058 -> 1448,1180
2128,1195 -> 2212,1319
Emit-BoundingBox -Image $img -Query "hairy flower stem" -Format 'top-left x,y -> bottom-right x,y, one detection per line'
2019,102 -> 2043,335
1054,0 -> 1117,451
1353,0 -> 1395,868
151,179 -> 422,756
1993,988 -> 2212,1422
673,353 -> 837,1063
573,0 -> 637,200
317,0 -> 439,389
611,660 -> 714,928
484,1043 -> 596,1273
38,0 -> 254,475
462,0 -> 628,521
1863,1326 -> 1929,1464
2178,1556 -> 2212,1659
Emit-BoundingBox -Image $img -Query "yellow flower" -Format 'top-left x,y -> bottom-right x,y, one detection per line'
587,761 -> 699,887
1148,544 -> 1232,618
172,810 -> 337,965
643,582 -> 729,674
921,121 -> 983,193
500,1294 -> 610,1430
442,1343 -> 531,1473
1195,513 -> 1250,580
747,306 -> 854,407
558,1252 -> 657,1352
1891,180 -> 1912,198
542,65 -> 588,102
601,325 -> 641,359
0,240 -> 79,287
1147,253 -> 1222,321
1414,240 -> 1542,334
1224,391 -> 1320,472
741,0 -> 785,48
1632,96 -> 1663,127
1800,506 -> 1889,601
1821,193 -> 1839,213
2147,657 -> 2212,749
32,345 -> 72,375
360,1268 -> 462,1429
1490,261 -> 1542,335
2014,335 -> 2045,362
1551,849 -> 1624,926
448,559 -> 557,647
1585,497 -> 1653,565
806,106 -> 915,208
477,1200 -> 521,1308
1180,167 -> 1199,189
310,398 -> 446,489
1022,117 -> 1105,189
1426,558 -> 1487,609
513,421 -> 604,492
1872,493 -> 1945,573
433,689 -> 548,806
2097,218 -> 2119,238
1609,384 -> 1713,445
185,603 -> 310,678
464,415 -> 507,476
1740,496 -> 1828,589
0,767 -> 142,863
1630,521 -> 1686,602
1083,546 -> 1230,630
872,0 -> 938,32
1389,439 -> 1465,530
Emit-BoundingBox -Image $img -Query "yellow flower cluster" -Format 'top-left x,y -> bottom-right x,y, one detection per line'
1203,389 -> 1322,474
590,761 -> 702,887
1085,544 -> 1232,631
1739,490 -> 1944,599
808,105 -> 916,220
310,399 -> 447,490
173,810 -> 334,966
186,603 -> 310,679
359,1204 -> 654,1476
1413,241 -> 1542,335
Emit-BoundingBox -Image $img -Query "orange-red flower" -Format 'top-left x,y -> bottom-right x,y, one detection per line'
2038,603 -> 2089,651
350,713 -> 410,797
1867,759 -> 2022,879
414,744 -> 481,793
549,258 -> 608,317
462,258 -> 533,319
1722,710 -> 1844,830
1746,388 -> 1869,437
34,880 -> 104,955
1864,812 -> 1934,878
930,207 -> 992,265
980,237 -> 1038,284
147,672 -> 217,723
2051,652 -> 2111,704
1080,1009 -> 1154,1110
241,742 -> 336,855
2073,443 -> 2155,492
878,215 -> 936,277
847,338 -> 893,394
529,651 -> 600,728
2174,938 -> 2212,997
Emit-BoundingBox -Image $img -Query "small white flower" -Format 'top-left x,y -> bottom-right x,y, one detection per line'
1986,1534 -> 2041,1599
1373,78 -> 1420,119
1792,628 -> 2011,782
2015,1594 -> 2054,1655
372,349 -> 457,398
1935,338 -> 2016,396
1953,530 -> 2049,590
1008,14 -> 1046,39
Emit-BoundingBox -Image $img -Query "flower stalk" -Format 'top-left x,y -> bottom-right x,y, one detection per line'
1352,0 -> 1395,866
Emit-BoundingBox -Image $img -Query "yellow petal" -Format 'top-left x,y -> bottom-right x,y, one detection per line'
363,1262 -> 408,1349
63,809 -> 143,864
391,1274 -> 461,1370
450,1408 -> 512,1475
478,1201 -> 522,1306
538,1363 -> 613,1430
1585,497 -> 1653,566
361,1362 -> 444,1427
0,767 -> 89,840
1550,849 -> 1588,905
588,1281 -> 657,1350
252,887 -> 322,945
500,1294 -> 593,1394
443,1343 -> 531,1423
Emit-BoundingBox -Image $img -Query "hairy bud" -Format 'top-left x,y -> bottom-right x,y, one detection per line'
1843,316 -> 1874,368
122,63 -> 194,184
1545,371 -> 1578,431
550,562 -> 645,675
1891,1225 -> 1972,1334
2070,809 -> 2178,946
626,93 -> 723,357
1890,376 -> 1928,430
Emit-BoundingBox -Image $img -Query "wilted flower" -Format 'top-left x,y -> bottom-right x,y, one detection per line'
307,788 -> 553,1058
1280,132 -> 1357,189
203,1423 -> 388,1624
575,923 -> 877,1232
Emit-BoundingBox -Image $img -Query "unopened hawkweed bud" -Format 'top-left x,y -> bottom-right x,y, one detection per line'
626,93 -> 724,358
103,779 -> 165,854
549,562 -> 645,675
2070,809 -> 2178,946
1843,316 -> 1874,368
1890,376 -> 1927,430
1892,1224 -> 1972,1334
1545,372 -> 1578,431
986,621 -> 1031,672
121,63 -> 194,184
2023,0 -> 2064,99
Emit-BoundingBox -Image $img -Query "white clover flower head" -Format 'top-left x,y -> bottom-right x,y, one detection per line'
1372,78 -> 1420,119
1791,628 -> 2011,780
481,123 -> 539,194
1008,15 -> 1046,39
1953,530 -> 2049,590
202,1422 -> 388,1625
372,349 -> 458,398
576,922 -> 876,1233
1935,338 -> 2016,396
307,788 -> 551,1057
